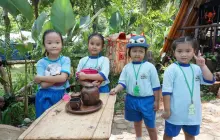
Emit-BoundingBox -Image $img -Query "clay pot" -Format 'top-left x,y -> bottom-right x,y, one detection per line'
69,98 -> 81,110
70,92 -> 81,99
81,82 -> 99,106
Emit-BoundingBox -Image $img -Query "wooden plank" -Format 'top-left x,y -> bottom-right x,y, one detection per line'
18,94 -> 112,140
92,95 -> 116,139
18,101 -> 64,140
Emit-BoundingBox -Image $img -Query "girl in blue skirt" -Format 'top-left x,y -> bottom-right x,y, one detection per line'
34,29 -> 71,118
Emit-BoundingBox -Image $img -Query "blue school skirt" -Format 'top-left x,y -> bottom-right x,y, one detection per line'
99,84 -> 109,93
35,88 -> 65,118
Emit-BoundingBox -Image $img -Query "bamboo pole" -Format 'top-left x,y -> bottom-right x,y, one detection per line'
3,60 -> 37,65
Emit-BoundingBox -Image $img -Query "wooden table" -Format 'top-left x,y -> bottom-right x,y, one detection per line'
18,94 -> 116,140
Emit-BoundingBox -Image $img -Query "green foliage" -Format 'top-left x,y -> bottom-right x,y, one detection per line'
31,12 -> 48,42
10,0 -> 33,21
109,11 -> 122,31
0,0 -> 19,17
204,52 -> 217,62
201,94 -> 216,102
0,102 -> 35,125
51,0 -> 75,35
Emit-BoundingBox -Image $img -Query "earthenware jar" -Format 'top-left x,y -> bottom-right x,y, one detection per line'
69,98 -> 81,110
81,82 -> 99,106
70,92 -> 81,99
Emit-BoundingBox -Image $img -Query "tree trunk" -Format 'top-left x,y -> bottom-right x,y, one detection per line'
2,9 -> 12,95
32,0 -> 39,19
91,0 -> 98,32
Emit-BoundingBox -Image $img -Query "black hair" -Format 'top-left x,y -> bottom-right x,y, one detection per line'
42,29 -> 63,56
171,36 -> 198,52
88,33 -> 105,47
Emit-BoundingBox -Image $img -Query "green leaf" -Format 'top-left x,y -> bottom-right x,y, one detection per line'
80,15 -> 90,28
15,43 -> 33,56
32,12 -> 48,42
0,47 -> 5,54
42,20 -> 54,34
79,8 -> 105,29
9,0 -> 33,21
51,0 -> 75,35
110,11 -> 122,31
0,0 -> 19,17
129,15 -> 137,26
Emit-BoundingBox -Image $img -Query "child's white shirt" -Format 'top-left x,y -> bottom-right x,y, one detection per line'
118,61 -> 161,96
76,56 -> 110,86
162,63 -> 215,125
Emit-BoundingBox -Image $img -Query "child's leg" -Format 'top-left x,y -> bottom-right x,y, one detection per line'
183,131 -> 195,140
140,96 -> 157,140
163,133 -> 173,140
146,125 -> 157,140
163,121 -> 181,140
134,121 -> 142,137
124,94 -> 143,139
182,125 -> 200,140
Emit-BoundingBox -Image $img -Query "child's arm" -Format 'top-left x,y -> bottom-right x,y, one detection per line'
40,82 -> 55,88
153,90 -> 160,111
150,65 -> 161,111
78,72 -> 104,81
194,51 -> 214,81
34,72 -> 68,83
77,57 -> 110,82
162,95 -> 171,119
161,65 -> 174,120
110,84 -> 124,95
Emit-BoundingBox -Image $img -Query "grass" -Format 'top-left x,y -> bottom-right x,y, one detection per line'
0,64 -> 35,96
201,94 -> 216,102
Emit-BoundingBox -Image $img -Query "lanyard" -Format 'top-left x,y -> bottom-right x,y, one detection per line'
132,62 -> 143,85
82,57 -> 98,69
177,62 -> 194,104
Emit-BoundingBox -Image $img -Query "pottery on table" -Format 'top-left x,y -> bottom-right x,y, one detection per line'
69,98 -> 81,110
70,92 -> 81,99
81,82 -> 100,106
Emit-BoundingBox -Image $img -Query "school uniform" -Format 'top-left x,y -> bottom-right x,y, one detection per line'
35,56 -> 71,118
162,62 -> 215,136
118,61 -> 161,128
76,56 -> 110,93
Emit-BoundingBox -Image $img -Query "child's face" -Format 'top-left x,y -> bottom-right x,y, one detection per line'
44,32 -> 62,57
174,43 -> 195,64
88,36 -> 103,56
130,46 -> 145,62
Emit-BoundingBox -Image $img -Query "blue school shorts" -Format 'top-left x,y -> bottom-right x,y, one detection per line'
35,88 -> 65,118
165,121 -> 200,137
99,84 -> 109,93
124,94 -> 156,128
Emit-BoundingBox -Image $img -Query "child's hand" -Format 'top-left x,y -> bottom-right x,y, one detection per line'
92,80 -> 101,87
34,76 -> 42,84
154,101 -> 159,111
161,111 -> 171,120
78,72 -> 87,80
110,88 -> 117,95
194,50 -> 206,67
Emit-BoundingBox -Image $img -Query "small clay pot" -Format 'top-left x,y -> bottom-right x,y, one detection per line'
69,98 -> 81,110
70,92 -> 81,99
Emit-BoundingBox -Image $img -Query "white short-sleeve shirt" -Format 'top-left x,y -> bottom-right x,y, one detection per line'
162,63 -> 215,125
118,61 -> 161,97
76,56 -> 110,86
